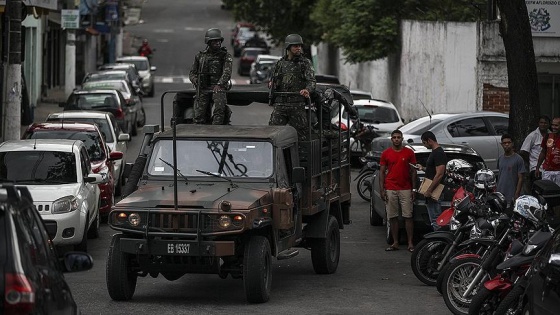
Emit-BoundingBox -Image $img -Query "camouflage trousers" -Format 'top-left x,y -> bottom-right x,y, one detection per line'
194,90 -> 228,125
269,103 -> 309,141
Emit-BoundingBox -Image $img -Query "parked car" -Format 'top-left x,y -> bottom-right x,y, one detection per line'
61,89 -> 137,136
45,111 -> 130,196
116,56 -> 157,97
369,143 -> 486,241
234,30 -> 265,57
81,79 -> 146,134
97,63 -> 142,91
370,112 -> 509,172
350,89 -> 373,101
520,227 -> 560,314
22,122 -> 124,218
331,99 -> 404,159
249,54 -> 281,84
0,184 -> 94,314
238,47 -> 269,76
0,139 -> 104,251
82,69 -> 141,92
231,22 -> 256,47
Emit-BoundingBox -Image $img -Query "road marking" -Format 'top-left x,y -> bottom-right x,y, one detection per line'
184,27 -> 205,31
153,29 -> 174,33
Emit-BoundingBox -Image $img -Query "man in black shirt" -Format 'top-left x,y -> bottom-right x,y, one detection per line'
418,131 -> 447,230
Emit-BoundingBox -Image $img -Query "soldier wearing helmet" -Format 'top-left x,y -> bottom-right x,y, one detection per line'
268,34 -> 316,141
188,28 -> 233,125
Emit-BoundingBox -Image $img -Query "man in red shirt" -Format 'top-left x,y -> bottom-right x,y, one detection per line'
379,129 -> 417,252
536,117 -> 560,186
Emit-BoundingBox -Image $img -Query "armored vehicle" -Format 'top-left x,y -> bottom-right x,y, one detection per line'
106,85 -> 352,303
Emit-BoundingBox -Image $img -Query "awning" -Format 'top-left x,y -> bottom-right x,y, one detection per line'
0,0 -> 58,11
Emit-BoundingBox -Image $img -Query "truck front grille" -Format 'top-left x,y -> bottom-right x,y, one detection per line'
149,212 -> 198,232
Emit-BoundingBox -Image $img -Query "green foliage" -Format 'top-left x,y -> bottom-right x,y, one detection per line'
231,0 -> 487,63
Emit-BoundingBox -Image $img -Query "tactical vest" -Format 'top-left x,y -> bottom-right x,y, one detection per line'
199,47 -> 228,87
274,56 -> 308,92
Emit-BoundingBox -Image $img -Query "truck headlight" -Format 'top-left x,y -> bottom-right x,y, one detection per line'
128,213 -> 141,226
52,196 -> 79,214
218,215 -> 232,228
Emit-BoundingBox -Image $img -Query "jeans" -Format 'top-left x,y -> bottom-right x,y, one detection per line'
426,200 -> 442,231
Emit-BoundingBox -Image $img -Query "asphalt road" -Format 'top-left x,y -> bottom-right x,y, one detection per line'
64,1 -> 450,314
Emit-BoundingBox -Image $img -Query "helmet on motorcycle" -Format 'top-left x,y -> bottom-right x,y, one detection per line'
284,34 -> 304,50
486,192 -> 507,213
446,159 -> 473,181
474,169 -> 496,190
204,28 -> 224,44
513,195 -> 546,225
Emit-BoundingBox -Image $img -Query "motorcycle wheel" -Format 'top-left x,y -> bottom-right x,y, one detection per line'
356,172 -> 373,202
494,284 -> 525,315
468,286 -> 501,315
442,257 -> 485,315
411,238 -> 450,286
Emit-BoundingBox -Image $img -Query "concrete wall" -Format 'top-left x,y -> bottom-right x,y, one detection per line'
22,15 -> 44,108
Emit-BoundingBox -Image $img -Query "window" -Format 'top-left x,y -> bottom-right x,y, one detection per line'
25,130 -> 106,162
447,118 -> 490,137
486,116 -> 509,135
0,151 -> 77,183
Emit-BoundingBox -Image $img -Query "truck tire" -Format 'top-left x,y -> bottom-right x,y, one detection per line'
106,234 -> 137,301
121,156 -> 147,198
311,215 -> 340,274
243,236 -> 272,303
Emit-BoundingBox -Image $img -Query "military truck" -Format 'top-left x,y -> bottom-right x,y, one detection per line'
106,84 -> 352,303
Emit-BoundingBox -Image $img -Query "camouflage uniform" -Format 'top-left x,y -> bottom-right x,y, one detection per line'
189,47 -> 233,125
268,55 -> 316,140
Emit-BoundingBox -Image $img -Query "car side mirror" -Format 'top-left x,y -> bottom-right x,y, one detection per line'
84,173 -> 103,184
292,167 -> 305,184
150,66 -> 157,72
118,133 -> 131,142
109,151 -> 124,161
62,252 -> 94,272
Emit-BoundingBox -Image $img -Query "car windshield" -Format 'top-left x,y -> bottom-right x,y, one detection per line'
257,61 -> 275,70
24,131 -> 106,162
84,72 -> 127,83
147,140 -> 273,178
0,151 -> 77,184
344,105 -> 400,123
45,117 -> 114,143
120,60 -> 148,71
66,93 -> 119,111
399,117 -> 443,135
82,81 -> 130,95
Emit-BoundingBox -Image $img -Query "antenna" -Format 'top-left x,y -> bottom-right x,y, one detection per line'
419,98 -> 432,122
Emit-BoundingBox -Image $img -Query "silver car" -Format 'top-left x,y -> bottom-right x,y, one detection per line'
45,111 -> 131,196
116,56 -> 157,97
370,111 -> 508,172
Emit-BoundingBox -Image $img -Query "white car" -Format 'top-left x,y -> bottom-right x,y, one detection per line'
116,56 -> 157,97
45,111 -> 131,196
0,139 -> 103,251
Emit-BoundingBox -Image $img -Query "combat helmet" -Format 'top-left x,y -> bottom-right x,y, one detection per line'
284,34 -> 303,50
205,28 -> 224,44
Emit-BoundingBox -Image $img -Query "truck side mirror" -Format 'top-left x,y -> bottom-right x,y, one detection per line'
292,167 -> 305,184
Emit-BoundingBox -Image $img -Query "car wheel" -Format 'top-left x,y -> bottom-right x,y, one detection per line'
114,171 -> 123,197
148,84 -> 155,97
131,114 -> 138,136
311,215 -> 340,274
74,219 -> 88,252
243,236 -> 272,303
106,234 -> 137,301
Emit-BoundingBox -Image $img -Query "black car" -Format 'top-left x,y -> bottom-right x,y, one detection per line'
0,184 -> 93,314
369,143 -> 486,242
60,89 -> 137,136
521,227 -> 560,314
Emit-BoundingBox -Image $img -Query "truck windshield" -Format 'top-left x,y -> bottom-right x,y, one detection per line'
147,140 -> 274,178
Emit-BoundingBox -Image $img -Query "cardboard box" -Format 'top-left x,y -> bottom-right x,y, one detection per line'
418,178 -> 445,200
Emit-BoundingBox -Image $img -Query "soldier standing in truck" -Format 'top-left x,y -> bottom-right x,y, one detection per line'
268,34 -> 316,141
189,28 -> 233,125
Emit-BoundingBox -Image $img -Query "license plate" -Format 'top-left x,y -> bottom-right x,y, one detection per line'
167,243 -> 190,254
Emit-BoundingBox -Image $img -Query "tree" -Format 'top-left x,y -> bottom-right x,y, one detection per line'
496,0 -> 540,149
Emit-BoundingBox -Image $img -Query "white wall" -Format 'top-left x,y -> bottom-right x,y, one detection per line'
22,15 -> 44,108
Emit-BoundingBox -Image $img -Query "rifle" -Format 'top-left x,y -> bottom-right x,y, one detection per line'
195,55 -> 206,107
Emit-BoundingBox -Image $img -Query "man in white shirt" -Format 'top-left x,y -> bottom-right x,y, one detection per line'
520,115 -> 550,194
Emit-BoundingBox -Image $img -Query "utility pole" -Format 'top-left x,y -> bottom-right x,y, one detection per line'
64,29 -> 76,96
3,0 -> 22,141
